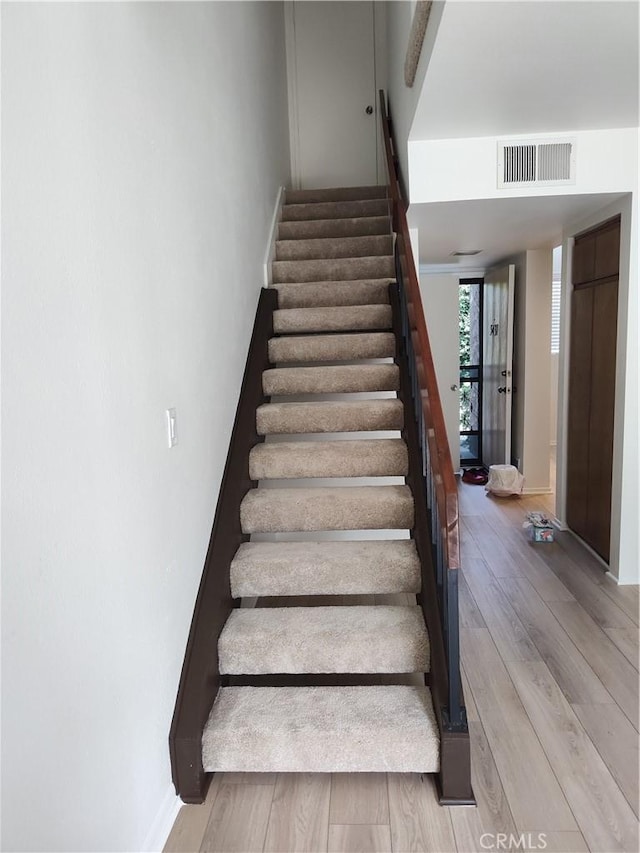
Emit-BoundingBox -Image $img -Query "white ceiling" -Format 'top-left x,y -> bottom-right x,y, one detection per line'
411,1 -> 639,141
407,1 -> 637,270
409,192 -> 627,268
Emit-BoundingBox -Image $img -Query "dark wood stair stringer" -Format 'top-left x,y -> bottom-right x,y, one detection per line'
169,288 -> 276,804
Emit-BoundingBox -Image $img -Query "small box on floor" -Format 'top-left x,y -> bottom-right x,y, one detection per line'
524,512 -> 554,542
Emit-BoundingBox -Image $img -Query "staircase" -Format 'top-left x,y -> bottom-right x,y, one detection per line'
170,97 -> 473,806
201,185 -> 440,775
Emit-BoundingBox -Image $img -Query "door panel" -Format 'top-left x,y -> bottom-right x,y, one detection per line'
594,225 -> 621,280
567,216 -> 620,564
482,265 -> 515,468
566,287 -> 594,540
289,1 -> 378,188
587,280 -> 618,561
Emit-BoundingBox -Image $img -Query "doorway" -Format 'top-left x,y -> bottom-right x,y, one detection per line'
482,264 -> 516,469
458,278 -> 483,467
285,1 -> 379,188
566,216 -> 620,563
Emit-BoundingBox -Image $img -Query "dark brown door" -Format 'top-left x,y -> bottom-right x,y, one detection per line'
567,217 -> 620,562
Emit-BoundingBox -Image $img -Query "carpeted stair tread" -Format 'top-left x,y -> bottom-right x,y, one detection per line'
249,439 -> 408,480
262,364 -> 399,396
240,485 -> 414,533
280,198 -> 389,222
278,216 -> 391,241
274,280 -> 392,309
276,234 -> 392,261
230,539 -> 421,598
218,605 -> 429,675
256,399 -> 404,435
273,304 -> 392,334
273,256 -> 394,283
268,332 -> 395,363
202,685 -> 440,773
285,186 -> 387,204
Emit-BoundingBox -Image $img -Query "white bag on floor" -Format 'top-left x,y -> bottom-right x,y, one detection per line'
485,464 -> 524,496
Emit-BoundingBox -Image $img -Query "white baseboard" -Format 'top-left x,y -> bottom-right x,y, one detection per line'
142,783 -> 181,853
263,185 -> 286,288
521,487 -> 554,495
605,570 -> 620,585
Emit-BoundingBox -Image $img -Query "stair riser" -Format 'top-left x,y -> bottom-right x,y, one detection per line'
218,606 -> 429,675
202,686 -> 440,774
268,332 -> 395,364
273,305 -> 392,334
240,488 -> 415,534
274,280 -> 392,309
276,235 -> 392,261
285,186 -> 387,204
280,199 -> 389,221
249,439 -> 408,480
262,365 -> 399,396
230,540 -> 421,598
273,256 -> 394,283
278,216 -> 390,241
256,401 -> 404,435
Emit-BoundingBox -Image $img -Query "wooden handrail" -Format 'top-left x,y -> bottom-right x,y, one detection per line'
379,90 -> 460,571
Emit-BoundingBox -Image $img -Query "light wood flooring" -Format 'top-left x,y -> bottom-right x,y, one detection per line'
164,482 -> 639,853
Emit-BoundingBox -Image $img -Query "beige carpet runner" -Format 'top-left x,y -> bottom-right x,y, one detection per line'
202,186 -> 440,773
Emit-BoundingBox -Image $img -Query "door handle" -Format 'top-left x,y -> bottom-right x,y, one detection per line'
365,105 -> 374,115
498,386 -> 507,393
450,383 -> 458,391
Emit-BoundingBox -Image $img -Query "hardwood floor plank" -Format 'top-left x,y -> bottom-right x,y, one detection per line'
571,702 -> 639,817
387,773 -> 457,852
506,660 -> 638,853
533,539 -> 635,630
498,577 -> 613,705
460,665 -> 480,723
547,600 -> 639,729
264,773 -> 331,853
461,627 -> 577,831
480,517 -> 577,602
599,580 -> 639,627
329,773 -> 389,825
459,573 -> 488,631
536,831 -> 589,852
218,772 -> 276,785
164,777 -> 220,853
449,720 -> 518,853
462,560 -> 540,662
556,529 -> 616,582
462,516 -> 524,579
604,626 -> 640,670
327,824 -> 391,852
200,783 -> 274,852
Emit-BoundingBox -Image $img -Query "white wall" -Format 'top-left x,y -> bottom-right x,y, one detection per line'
1,3 -> 290,851
408,127 -> 639,204
385,0 -> 444,196
419,274 -> 461,471
557,194 -> 639,584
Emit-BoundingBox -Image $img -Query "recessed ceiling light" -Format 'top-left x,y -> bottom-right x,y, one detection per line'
450,250 -> 482,256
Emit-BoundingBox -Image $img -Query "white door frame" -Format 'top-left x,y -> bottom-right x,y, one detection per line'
284,1 -> 386,189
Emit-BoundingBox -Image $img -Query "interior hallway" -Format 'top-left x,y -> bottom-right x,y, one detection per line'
164,481 -> 639,853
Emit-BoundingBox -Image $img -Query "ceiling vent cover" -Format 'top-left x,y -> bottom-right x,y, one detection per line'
498,139 -> 576,188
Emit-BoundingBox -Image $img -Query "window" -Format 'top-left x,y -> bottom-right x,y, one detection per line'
459,279 -> 483,465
